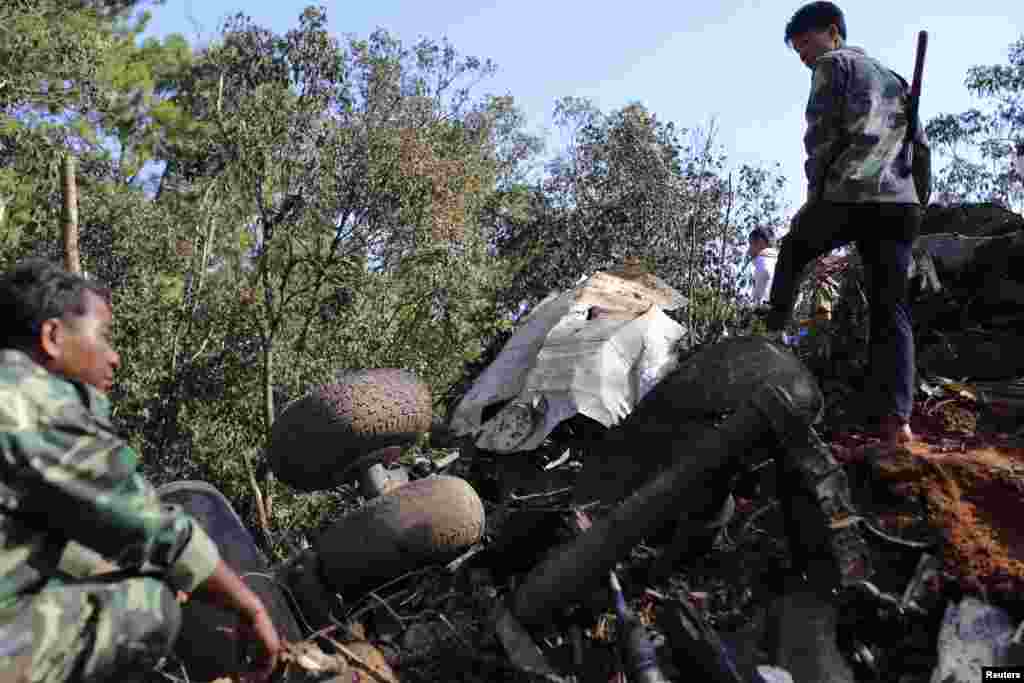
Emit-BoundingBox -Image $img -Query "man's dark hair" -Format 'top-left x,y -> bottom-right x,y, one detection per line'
0,259 -> 111,350
749,228 -> 775,247
784,2 -> 847,46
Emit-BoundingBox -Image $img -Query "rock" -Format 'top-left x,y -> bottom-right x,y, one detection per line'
918,330 -> 1024,380
914,232 -> 1001,277
833,204 -> 1024,348
929,598 -> 1015,683
911,230 -> 1024,325
921,203 -> 1024,238
966,232 -> 1024,316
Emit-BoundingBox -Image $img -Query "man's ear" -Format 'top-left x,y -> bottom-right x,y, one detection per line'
38,318 -> 64,362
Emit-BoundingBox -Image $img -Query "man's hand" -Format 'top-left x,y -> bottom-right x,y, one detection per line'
235,606 -> 283,682
191,560 -> 283,681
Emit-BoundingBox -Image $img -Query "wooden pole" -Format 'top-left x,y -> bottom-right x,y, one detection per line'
61,152 -> 81,274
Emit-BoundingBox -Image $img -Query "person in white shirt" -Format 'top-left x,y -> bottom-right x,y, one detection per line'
748,227 -> 779,305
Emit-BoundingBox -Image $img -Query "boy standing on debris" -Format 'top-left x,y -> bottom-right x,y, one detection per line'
0,260 -> 281,682
764,2 -> 928,444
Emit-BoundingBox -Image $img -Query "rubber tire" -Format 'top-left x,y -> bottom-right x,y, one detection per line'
576,336 -> 819,505
610,335 -> 819,445
269,368 -> 432,492
157,481 -> 303,681
651,336 -> 821,418
315,475 -> 485,599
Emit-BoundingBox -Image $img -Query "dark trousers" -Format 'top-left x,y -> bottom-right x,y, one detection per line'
767,201 -> 922,422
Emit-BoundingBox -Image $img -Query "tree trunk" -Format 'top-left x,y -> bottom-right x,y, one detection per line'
263,337 -> 275,434
712,174 -> 734,327
61,152 -> 81,274
256,326 -> 274,534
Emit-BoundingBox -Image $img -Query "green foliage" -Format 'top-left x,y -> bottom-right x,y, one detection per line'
0,1 -> 114,112
493,104 -> 787,342
1,1 -> 793,563
925,35 -> 1024,211
104,7 -> 538,556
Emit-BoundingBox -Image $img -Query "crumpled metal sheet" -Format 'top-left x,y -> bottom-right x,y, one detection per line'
449,265 -> 687,454
929,598 -> 1015,683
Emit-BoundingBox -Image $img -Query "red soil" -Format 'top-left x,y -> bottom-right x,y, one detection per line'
830,402 -> 1024,602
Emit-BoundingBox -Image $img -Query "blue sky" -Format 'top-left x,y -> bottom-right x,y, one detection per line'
145,1 -> 1021,220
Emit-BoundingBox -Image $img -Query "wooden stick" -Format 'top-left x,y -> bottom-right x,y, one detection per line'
61,152 -> 81,274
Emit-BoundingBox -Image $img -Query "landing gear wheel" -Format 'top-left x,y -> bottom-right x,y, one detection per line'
269,369 -> 433,492
314,475 -> 485,599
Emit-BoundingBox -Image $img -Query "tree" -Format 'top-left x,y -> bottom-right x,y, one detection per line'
496,99 -> 698,309
925,35 -> 1024,211
0,0 -> 195,267
488,97 -> 794,352
120,8 -> 543,551
0,0 -> 113,264
163,9 -> 529,432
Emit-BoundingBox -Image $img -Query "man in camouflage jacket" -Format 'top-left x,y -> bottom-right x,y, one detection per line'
0,260 -> 281,682
766,2 -> 929,444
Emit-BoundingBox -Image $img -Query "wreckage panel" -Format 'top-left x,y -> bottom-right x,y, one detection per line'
450,263 -> 687,454
449,294 -> 576,434
465,307 -> 684,453
573,269 -> 688,314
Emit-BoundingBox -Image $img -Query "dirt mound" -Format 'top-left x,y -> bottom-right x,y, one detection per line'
841,433 -> 1024,603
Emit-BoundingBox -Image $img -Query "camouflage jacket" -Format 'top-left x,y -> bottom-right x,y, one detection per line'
0,350 -> 220,611
804,45 -> 928,204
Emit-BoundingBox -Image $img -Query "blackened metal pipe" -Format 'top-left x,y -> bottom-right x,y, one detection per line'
511,400 -> 772,628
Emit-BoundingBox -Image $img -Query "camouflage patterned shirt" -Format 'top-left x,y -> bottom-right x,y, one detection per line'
804,46 -> 928,204
0,350 -> 220,611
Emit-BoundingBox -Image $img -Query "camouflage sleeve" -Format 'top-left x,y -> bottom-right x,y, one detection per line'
803,55 -> 848,201
57,540 -> 118,577
0,390 -> 220,593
